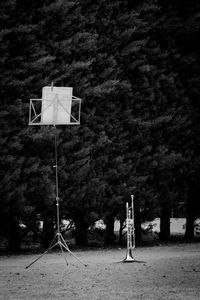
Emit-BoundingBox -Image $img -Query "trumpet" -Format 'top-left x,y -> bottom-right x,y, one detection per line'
124,194 -> 135,262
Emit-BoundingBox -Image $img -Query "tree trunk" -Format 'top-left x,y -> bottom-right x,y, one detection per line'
8,218 -> 21,252
104,216 -> 115,245
185,195 -> 195,239
159,205 -> 171,241
118,218 -> 125,245
119,219 -> 124,245
42,215 -> 54,248
74,218 -> 88,246
135,201 -> 142,244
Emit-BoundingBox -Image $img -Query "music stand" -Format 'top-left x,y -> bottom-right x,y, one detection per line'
26,85 -> 87,268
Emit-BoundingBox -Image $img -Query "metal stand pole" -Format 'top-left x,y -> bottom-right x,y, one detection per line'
26,127 -> 87,269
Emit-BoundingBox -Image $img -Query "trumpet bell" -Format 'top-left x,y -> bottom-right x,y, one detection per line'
124,248 -> 135,262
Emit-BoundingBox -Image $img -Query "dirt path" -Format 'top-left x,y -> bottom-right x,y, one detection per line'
0,243 -> 200,299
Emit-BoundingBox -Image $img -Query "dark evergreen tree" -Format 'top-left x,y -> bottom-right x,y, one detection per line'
151,0 -> 200,239
1,0 -> 200,249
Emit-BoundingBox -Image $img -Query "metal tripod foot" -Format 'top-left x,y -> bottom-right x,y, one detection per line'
25,233 -> 87,269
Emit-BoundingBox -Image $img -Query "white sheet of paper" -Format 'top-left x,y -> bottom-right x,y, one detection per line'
41,86 -> 73,124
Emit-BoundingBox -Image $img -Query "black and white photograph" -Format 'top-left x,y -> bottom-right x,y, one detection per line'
0,0 -> 200,299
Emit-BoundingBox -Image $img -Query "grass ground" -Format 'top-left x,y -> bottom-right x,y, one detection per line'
0,243 -> 200,299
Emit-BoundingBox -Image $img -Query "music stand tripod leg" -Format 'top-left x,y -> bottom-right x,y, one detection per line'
57,238 -> 69,266
59,244 -> 69,265
25,238 -> 58,269
60,235 -> 87,267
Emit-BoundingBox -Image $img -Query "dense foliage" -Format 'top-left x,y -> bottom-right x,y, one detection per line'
0,0 -> 200,250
